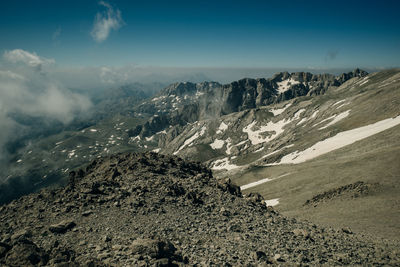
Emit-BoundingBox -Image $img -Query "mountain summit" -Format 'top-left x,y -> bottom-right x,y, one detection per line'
0,152 -> 398,265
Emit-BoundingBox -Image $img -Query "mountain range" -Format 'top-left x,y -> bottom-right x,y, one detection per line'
1,68 -> 399,263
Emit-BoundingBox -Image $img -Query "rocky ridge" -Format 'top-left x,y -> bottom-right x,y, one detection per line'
133,69 -> 368,138
1,152 -> 399,266
304,181 -> 380,207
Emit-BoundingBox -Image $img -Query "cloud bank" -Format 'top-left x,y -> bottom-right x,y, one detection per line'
91,1 -> 124,43
3,49 -> 55,70
0,49 -> 92,162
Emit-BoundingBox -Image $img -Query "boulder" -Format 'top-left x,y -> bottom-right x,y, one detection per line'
49,220 -> 76,234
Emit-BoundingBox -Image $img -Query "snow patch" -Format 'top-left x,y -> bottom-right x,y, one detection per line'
211,157 -> 240,171
336,102 -> 350,109
260,149 -> 282,160
312,115 -> 337,127
225,138 -> 233,154
68,150 -> 76,158
253,147 -> 265,153
293,109 -> 305,120
216,122 -> 228,134
297,118 -> 308,126
265,198 -> 280,207
298,110 -> 319,126
332,99 -> 346,107
210,139 -> 225,149
318,110 -> 350,130
277,78 -> 300,93
241,173 -> 291,190
272,114 -> 400,165
358,77 -> 369,86
195,91 -> 205,97
145,135 -> 155,142
152,96 -> 166,102
270,103 -> 292,116
243,118 -> 291,145
378,78 -> 400,88
311,110 -> 319,118
174,126 -> 207,154
130,136 -> 141,142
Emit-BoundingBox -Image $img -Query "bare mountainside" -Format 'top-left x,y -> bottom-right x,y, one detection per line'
2,68 -> 399,246
136,68 -> 400,241
2,68 -> 370,203
1,152 -> 399,266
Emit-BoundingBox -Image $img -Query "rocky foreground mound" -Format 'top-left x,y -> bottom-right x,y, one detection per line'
0,152 -> 399,266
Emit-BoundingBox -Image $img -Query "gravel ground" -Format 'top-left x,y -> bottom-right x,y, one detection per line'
0,152 -> 399,266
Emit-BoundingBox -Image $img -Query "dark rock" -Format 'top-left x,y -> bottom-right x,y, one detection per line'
130,239 -> 176,259
0,242 -> 11,258
218,178 -> 241,197
5,239 -> 48,266
49,220 -> 76,234
304,181 -> 378,206
342,227 -> 353,234
82,210 -> 93,217
103,235 -> 112,242
11,229 -> 32,242
251,250 -> 267,260
246,192 -> 264,203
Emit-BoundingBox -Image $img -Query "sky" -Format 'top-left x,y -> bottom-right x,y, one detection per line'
0,0 -> 399,70
0,0 -> 399,184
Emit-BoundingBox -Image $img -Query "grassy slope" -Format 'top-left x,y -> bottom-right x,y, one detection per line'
231,70 -> 400,242
234,124 -> 400,241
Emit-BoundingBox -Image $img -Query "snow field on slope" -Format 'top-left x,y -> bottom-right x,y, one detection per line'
240,173 -> 292,190
216,121 -> 228,134
270,103 -> 292,116
265,198 -> 280,207
174,126 -> 207,155
272,115 -> 400,165
210,139 -> 225,149
211,157 -> 240,171
243,109 -> 304,145
318,110 -> 351,130
276,78 -> 300,93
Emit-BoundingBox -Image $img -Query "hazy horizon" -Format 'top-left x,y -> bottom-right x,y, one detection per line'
0,0 -> 399,169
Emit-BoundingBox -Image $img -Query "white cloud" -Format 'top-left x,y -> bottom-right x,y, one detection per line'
0,70 -> 25,80
99,66 -> 129,84
3,49 -> 55,69
0,50 -> 92,160
91,1 -> 124,43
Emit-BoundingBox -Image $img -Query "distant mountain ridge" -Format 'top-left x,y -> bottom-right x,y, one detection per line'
133,68 -> 368,138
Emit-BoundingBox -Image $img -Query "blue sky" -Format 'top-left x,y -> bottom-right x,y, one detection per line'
0,0 -> 399,69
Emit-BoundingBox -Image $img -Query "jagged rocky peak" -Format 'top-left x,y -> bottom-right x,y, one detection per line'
337,68 -> 368,83
271,71 -> 291,81
0,152 -> 398,265
132,68 -> 370,138
160,81 -> 221,96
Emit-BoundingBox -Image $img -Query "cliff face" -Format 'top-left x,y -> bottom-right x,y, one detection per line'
0,152 -> 398,266
135,69 -> 368,138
